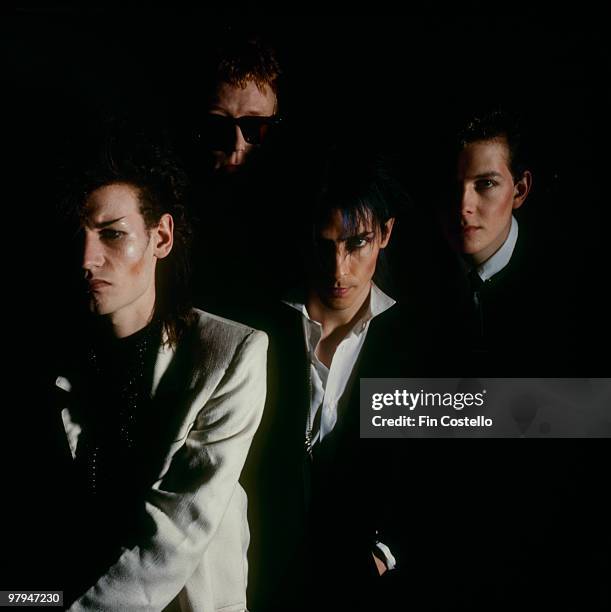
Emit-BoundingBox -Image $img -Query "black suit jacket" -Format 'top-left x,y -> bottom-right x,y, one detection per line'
459,222 -> 605,376
244,298 -> 436,611
243,289 -> 610,611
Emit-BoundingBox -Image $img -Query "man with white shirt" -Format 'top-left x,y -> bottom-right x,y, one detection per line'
453,110 -> 534,363
433,111 -> 609,609
245,151 -> 415,611
287,207 -> 395,458
452,110 -> 598,376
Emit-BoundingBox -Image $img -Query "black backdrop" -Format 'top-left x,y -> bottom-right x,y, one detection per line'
4,6 -> 610,606
7,7 -> 611,340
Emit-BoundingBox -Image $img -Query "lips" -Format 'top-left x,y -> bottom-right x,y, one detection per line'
329,286 -> 351,298
88,279 -> 111,291
462,226 -> 482,235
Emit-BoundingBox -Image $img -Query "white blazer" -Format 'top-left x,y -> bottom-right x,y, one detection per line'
58,309 -> 268,612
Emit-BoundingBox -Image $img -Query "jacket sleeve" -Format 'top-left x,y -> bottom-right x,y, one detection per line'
68,329 -> 268,611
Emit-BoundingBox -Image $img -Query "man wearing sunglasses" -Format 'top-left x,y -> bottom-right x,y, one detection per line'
202,36 -> 281,174
182,34 -> 288,318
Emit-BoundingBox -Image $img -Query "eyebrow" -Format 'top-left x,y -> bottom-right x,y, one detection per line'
342,230 -> 375,241
209,108 -> 272,117
471,172 -> 504,180
319,231 -> 375,242
91,216 -> 126,229
240,111 -> 273,117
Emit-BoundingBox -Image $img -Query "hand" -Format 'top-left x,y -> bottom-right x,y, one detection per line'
372,551 -> 387,576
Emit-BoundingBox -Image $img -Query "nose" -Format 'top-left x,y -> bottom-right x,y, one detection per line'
228,125 -> 249,166
82,232 -> 104,276
333,246 -> 350,281
460,186 -> 476,219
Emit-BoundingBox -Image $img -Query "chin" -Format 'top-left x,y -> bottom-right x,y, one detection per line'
324,297 -> 354,311
88,299 -> 112,316
461,241 -> 482,255
88,299 -> 101,314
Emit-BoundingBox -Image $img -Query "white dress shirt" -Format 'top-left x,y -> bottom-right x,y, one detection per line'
284,283 -> 397,571
474,214 -> 519,282
284,282 -> 395,446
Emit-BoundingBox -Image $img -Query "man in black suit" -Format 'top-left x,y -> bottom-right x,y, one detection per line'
443,109 -> 599,375
431,111 -> 611,609
451,111 -> 536,370
244,150 -> 430,611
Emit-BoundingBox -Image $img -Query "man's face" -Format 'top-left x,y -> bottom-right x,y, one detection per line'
457,139 -> 530,264
81,183 -> 164,325
208,80 -> 277,173
312,209 -> 394,311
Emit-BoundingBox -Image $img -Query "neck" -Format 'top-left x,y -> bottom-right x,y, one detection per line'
108,297 -> 156,339
307,282 -> 372,338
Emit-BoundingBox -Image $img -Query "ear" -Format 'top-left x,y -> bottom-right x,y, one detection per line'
513,171 -> 532,210
379,217 -> 395,249
153,213 -> 174,259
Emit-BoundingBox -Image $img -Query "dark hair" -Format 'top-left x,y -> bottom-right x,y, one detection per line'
65,133 -> 193,348
312,149 -> 405,235
458,109 -> 528,181
307,148 -> 409,288
212,35 -> 281,96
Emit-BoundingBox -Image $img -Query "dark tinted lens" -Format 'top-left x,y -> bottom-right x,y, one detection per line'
237,116 -> 271,145
205,115 -> 236,151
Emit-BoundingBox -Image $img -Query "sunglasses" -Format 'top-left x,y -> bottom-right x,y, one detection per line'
196,114 -> 282,150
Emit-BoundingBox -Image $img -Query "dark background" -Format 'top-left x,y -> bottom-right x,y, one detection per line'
4,6 -> 610,607
6,6 -> 610,343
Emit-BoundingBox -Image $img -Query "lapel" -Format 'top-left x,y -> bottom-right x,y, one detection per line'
55,318 -> 235,489
266,302 -> 310,445
253,302 -> 310,513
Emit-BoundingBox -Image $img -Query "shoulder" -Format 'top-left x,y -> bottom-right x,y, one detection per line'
163,309 -> 268,394
187,308 -> 268,357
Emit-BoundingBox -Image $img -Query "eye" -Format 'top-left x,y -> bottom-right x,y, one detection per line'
100,229 -> 126,241
475,179 -> 496,190
346,237 -> 370,251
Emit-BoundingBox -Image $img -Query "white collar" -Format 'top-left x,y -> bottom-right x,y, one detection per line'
476,215 -> 519,282
283,282 -> 395,333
